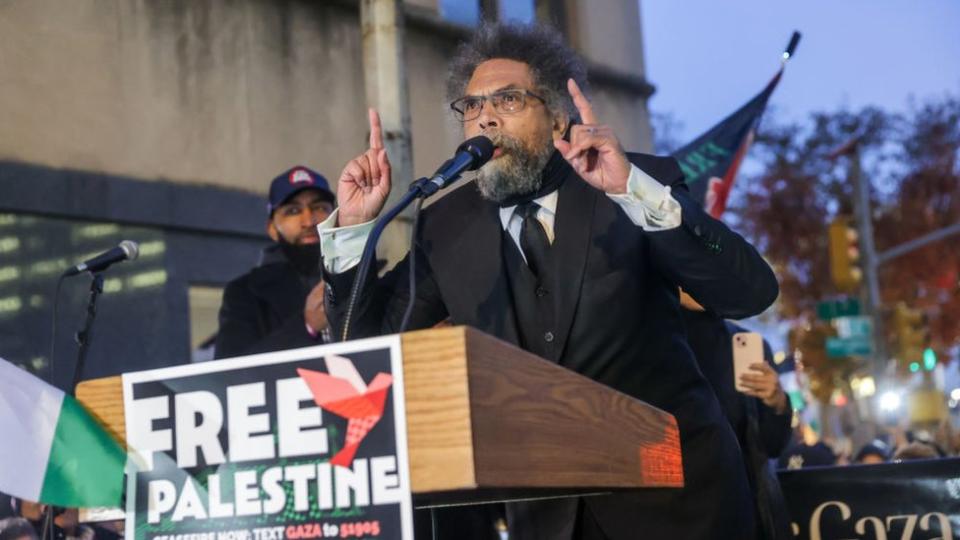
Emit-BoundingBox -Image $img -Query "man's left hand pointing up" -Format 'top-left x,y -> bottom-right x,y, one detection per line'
553,78 -> 632,195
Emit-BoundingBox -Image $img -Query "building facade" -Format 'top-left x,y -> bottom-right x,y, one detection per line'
0,0 -> 655,386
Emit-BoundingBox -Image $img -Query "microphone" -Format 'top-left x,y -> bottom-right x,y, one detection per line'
63,240 -> 140,277
417,135 -> 495,196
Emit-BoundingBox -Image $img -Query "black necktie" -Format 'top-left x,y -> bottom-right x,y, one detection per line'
517,202 -> 551,278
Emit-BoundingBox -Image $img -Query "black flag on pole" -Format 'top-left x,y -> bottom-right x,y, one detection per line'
671,31 -> 800,218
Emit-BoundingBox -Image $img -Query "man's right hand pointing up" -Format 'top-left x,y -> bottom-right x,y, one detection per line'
337,108 -> 392,227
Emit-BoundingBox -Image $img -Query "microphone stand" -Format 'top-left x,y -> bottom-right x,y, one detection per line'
71,272 -> 104,393
340,180 -> 433,342
42,274 -> 105,540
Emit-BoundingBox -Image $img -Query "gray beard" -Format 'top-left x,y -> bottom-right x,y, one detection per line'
475,136 -> 554,203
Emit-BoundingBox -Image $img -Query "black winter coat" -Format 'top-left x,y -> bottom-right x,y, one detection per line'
682,310 -> 794,540
215,246 -> 323,359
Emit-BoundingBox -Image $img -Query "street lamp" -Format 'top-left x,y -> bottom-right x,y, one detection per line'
879,391 -> 902,412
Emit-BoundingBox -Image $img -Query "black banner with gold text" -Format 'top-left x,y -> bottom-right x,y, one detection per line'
778,458 -> 960,539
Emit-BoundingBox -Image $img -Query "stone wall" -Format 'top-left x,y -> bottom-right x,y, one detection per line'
0,0 -> 652,196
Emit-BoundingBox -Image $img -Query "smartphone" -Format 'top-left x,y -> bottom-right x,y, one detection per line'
732,332 -> 764,392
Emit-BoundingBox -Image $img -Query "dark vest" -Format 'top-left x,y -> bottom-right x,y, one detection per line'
501,228 -> 561,362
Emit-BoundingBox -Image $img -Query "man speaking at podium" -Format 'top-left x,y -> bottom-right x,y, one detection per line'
317,23 -> 778,540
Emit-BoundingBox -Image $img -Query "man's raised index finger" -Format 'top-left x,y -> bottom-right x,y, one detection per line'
368,108 -> 384,149
568,79 -> 596,125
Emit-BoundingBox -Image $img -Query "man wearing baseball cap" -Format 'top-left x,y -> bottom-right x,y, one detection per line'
214,166 -> 336,359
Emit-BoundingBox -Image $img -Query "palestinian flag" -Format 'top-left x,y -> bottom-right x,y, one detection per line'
672,70 -> 782,218
0,357 -> 125,507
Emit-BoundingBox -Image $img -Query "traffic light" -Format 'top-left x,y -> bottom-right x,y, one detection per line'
828,216 -> 862,292
923,347 -> 937,371
892,303 -> 927,374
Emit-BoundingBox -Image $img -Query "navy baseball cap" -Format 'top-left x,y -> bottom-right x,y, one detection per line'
854,441 -> 890,463
267,166 -> 335,215
778,442 -> 837,470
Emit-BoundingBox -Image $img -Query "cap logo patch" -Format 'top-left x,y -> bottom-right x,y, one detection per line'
289,169 -> 314,185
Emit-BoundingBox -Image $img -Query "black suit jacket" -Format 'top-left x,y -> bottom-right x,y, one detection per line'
326,153 -> 778,539
215,249 -> 322,359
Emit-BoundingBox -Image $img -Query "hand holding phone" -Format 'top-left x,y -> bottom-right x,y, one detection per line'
734,332 -> 788,412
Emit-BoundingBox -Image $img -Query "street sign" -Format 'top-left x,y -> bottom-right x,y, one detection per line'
834,315 -> 873,339
826,336 -> 873,357
817,297 -> 861,320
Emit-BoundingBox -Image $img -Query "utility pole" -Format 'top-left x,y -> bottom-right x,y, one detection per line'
849,144 -> 883,338
360,0 -> 414,268
851,144 -> 887,377
831,138 -> 886,376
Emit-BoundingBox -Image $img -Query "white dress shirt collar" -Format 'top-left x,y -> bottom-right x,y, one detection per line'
498,190 -> 559,244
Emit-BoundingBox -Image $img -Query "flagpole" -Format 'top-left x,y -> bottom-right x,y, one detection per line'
782,31 -> 802,65
764,31 -> 801,94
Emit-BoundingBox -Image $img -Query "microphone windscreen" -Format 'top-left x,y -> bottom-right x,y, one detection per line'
120,240 -> 140,261
458,136 -> 495,170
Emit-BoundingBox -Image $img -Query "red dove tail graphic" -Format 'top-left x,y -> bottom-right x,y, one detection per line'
331,441 -> 360,468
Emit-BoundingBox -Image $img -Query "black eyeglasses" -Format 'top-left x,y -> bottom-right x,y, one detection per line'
449,89 -> 546,122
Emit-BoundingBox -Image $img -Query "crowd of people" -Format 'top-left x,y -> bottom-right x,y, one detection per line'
0,502 -> 121,540
778,425 -> 958,469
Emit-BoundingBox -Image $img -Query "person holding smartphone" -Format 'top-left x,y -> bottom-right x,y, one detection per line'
679,289 -> 792,540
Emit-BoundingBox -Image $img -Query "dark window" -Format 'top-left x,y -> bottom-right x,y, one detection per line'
499,0 -> 535,23
439,0 -> 480,26
439,0 -> 538,26
0,211 -> 265,390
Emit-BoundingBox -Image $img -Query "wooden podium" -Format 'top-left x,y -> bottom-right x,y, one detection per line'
76,326 -> 682,506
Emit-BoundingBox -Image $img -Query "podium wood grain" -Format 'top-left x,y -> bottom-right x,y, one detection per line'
76,326 -> 682,497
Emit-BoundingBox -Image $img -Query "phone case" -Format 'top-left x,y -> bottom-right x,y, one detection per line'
732,332 -> 764,392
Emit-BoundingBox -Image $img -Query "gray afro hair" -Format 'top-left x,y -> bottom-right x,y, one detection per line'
446,22 -> 589,121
